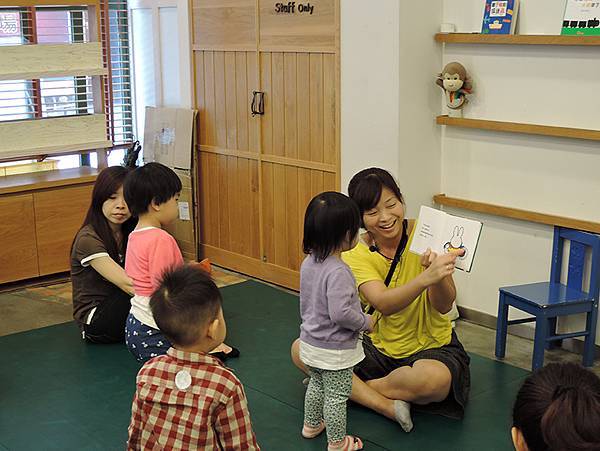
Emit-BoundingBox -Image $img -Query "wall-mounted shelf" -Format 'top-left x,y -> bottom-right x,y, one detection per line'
433,194 -> 600,234
434,33 -> 600,46
436,115 -> 600,142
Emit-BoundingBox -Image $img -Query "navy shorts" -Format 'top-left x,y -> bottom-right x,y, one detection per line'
125,313 -> 171,363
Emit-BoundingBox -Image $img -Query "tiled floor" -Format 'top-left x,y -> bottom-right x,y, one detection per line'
1,267 -> 599,376
0,267 -> 246,338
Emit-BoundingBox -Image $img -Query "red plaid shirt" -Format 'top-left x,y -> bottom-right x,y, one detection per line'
127,348 -> 260,450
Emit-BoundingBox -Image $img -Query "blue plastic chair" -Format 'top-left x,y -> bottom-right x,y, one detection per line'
495,226 -> 600,370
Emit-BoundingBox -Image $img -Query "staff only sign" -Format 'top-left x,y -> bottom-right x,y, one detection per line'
274,2 -> 315,15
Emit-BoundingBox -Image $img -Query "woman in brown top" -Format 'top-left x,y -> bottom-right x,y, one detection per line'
70,166 -> 137,343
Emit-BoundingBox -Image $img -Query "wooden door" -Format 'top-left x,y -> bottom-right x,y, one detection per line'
192,0 -> 339,290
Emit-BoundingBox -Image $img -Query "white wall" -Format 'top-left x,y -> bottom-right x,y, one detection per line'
129,0 -> 192,144
397,3 -> 444,218
340,0 -> 401,194
441,0 -> 600,342
341,2 -> 443,219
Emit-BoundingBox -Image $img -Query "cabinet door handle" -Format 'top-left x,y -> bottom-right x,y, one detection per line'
251,91 -> 264,116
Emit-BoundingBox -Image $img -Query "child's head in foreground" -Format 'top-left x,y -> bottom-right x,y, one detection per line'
512,362 -> 600,451
124,162 -> 182,224
150,264 -> 225,352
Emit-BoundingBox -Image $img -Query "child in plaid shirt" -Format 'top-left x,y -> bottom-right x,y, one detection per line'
127,265 -> 259,450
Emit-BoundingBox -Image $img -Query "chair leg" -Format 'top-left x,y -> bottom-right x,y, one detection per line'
532,316 -> 548,371
495,293 -> 509,359
545,317 -> 561,350
583,303 -> 599,367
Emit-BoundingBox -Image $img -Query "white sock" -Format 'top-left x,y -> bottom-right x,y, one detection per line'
394,400 -> 413,432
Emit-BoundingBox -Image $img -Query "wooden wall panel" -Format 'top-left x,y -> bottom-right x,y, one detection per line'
196,51 -> 259,154
284,53 -> 298,159
259,0 -> 336,52
193,1 -> 340,289
214,52 -> 228,148
262,164 -> 337,270
0,42 -> 105,81
323,53 -> 336,165
0,194 -> 39,283
309,53 -> 324,164
34,184 -> 93,275
198,152 -> 260,259
193,0 -> 256,50
261,52 -> 336,168
271,53 -> 285,157
297,53 -> 311,162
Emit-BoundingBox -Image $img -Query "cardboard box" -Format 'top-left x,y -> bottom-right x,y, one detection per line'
143,107 -> 198,261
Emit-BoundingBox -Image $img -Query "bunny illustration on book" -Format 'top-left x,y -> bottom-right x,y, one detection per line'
444,226 -> 467,259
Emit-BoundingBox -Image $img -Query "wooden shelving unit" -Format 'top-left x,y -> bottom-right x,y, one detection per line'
436,115 -> 600,142
434,33 -> 600,46
433,194 -> 600,234
0,42 -> 107,81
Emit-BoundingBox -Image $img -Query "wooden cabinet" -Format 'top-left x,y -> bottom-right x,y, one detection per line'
0,194 -> 39,283
34,185 -> 94,275
0,168 -> 97,284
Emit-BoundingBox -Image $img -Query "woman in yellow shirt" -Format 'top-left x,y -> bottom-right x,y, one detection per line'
291,168 -> 470,430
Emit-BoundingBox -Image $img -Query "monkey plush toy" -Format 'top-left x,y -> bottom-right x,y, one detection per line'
436,62 -> 472,117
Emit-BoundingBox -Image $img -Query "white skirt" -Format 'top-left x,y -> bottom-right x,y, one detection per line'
299,337 -> 365,371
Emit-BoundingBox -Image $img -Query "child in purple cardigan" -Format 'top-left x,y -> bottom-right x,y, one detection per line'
299,191 -> 373,451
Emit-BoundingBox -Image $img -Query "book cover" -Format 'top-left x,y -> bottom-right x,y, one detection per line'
561,0 -> 600,36
409,206 -> 483,273
481,0 -> 520,35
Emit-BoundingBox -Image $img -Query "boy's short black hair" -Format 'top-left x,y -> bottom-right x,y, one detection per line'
302,191 -> 360,262
150,265 -> 222,347
124,162 -> 182,216
347,168 -> 404,225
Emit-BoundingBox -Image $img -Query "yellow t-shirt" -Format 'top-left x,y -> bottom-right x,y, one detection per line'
342,226 -> 452,360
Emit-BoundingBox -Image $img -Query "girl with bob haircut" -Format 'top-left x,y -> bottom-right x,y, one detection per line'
299,191 -> 373,451
512,362 -> 600,451
70,165 -> 137,343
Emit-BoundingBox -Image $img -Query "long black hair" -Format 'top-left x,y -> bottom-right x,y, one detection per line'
72,166 -> 136,262
513,362 -> 600,451
302,191 -> 360,262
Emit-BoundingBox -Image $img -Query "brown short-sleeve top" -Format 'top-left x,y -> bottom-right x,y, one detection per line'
70,224 -> 125,324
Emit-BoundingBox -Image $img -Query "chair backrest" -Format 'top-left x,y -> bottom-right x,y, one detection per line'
550,227 -> 600,300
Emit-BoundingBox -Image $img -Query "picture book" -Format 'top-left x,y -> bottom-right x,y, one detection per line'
561,0 -> 600,36
481,0 -> 520,35
409,206 -> 483,273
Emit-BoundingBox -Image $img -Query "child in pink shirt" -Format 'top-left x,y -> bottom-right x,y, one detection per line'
123,162 -> 184,362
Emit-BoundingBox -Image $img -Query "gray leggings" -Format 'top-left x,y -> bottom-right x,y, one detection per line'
304,366 -> 353,443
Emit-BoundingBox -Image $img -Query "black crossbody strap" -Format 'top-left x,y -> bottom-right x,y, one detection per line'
366,219 -> 408,315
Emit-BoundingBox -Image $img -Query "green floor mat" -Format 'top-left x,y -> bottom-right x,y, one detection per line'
0,280 -> 529,450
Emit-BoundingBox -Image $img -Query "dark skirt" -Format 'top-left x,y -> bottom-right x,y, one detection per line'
354,331 -> 470,419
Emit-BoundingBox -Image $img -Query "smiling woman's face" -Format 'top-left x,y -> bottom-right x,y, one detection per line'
362,187 -> 404,241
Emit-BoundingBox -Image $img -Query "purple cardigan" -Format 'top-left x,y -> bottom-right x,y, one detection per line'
299,255 -> 370,350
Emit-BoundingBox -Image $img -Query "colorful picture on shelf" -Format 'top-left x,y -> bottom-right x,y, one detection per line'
561,0 -> 600,36
481,0 -> 520,34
